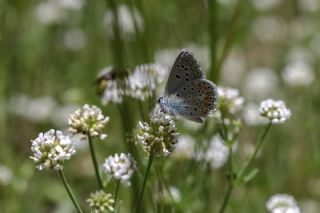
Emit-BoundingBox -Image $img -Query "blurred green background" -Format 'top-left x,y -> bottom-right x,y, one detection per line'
0,0 -> 320,212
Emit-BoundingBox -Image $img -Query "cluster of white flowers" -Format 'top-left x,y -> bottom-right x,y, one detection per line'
87,190 -> 115,213
30,129 -> 76,170
126,64 -> 167,100
259,99 -> 291,124
68,104 -> 109,140
97,64 -> 167,104
137,110 -> 178,156
97,67 -> 125,105
216,86 -> 244,118
171,135 -> 195,160
0,165 -> 13,185
103,153 -> 137,186
266,194 -> 301,213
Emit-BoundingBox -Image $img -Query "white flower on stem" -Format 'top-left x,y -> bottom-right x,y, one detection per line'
126,64 -> 167,100
96,67 -> 125,105
266,194 -> 301,213
137,110 -> 178,157
68,104 -> 109,140
87,190 -> 115,213
103,153 -> 137,186
216,86 -> 244,118
259,99 -> 291,124
30,129 -> 76,170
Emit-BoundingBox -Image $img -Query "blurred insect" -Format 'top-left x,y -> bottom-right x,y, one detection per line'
94,67 -> 130,96
158,49 -> 218,123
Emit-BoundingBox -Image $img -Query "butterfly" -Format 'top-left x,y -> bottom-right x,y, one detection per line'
158,49 -> 218,123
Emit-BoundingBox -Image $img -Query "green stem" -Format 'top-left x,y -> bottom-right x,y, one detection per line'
87,133 -> 103,189
58,170 -> 83,213
239,122 -> 272,179
219,184 -> 234,213
219,145 -> 234,213
208,0 -> 219,82
214,0 -> 244,80
114,180 -> 121,208
135,151 -> 154,213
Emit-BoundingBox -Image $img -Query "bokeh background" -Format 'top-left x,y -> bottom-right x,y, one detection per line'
0,0 -> 320,212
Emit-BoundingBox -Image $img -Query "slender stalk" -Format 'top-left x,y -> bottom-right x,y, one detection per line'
135,151 -> 154,213
207,0 -> 219,82
58,170 -> 83,213
219,145 -> 234,213
219,184 -> 233,213
239,122 -> 272,179
87,133 -> 103,189
114,180 -> 121,208
214,0 -> 244,80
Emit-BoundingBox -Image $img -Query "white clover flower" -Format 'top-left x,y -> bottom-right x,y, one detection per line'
87,190 -> 115,213
137,110 -> 178,156
171,135 -> 195,160
266,194 -> 301,213
0,165 -> 13,185
282,60 -> 315,87
104,5 -> 143,39
103,153 -> 137,186
216,86 -> 244,118
259,99 -> 291,124
97,67 -> 125,105
68,104 -> 109,140
126,64 -> 165,101
30,129 -> 76,170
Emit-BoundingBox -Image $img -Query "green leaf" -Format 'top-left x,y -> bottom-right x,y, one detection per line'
243,168 -> 259,183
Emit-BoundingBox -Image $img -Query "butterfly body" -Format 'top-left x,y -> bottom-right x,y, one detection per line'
158,49 -> 218,123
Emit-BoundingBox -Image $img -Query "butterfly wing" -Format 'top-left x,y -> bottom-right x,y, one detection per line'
165,49 -> 204,95
173,79 -> 218,119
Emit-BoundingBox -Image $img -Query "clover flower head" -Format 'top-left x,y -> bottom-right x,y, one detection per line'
103,153 -> 137,186
259,99 -> 291,124
137,110 -> 178,157
216,87 -> 244,118
87,190 -> 115,213
126,65 -> 157,100
266,194 -> 301,213
96,67 -> 125,105
30,129 -> 76,170
68,104 -> 109,140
